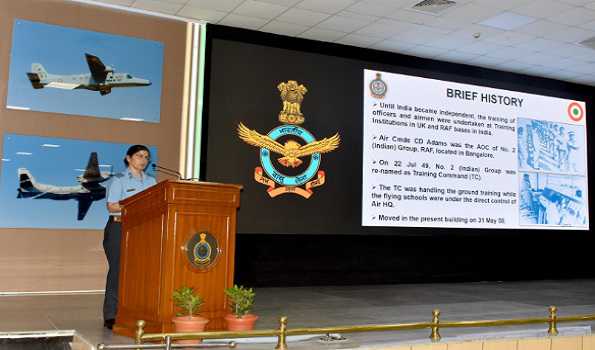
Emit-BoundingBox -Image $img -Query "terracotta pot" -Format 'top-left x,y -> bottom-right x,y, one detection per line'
224,313 -> 259,331
172,315 -> 209,344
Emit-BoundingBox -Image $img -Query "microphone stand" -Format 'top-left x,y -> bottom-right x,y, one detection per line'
151,164 -> 200,182
151,164 -> 182,179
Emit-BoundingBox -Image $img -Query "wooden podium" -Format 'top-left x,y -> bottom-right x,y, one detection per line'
113,180 -> 242,337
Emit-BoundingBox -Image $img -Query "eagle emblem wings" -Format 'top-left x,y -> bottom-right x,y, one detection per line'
238,122 -> 340,168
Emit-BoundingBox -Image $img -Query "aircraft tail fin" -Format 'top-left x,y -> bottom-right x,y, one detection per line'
18,168 -> 40,195
31,63 -> 49,79
82,152 -> 101,180
26,72 -> 44,89
27,63 -> 51,89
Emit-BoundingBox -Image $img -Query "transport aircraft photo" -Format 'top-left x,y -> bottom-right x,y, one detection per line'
26,53 -> 151,95
16,152 -> 112,220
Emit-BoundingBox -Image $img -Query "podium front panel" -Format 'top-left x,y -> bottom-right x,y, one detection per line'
114,181 -> 240,336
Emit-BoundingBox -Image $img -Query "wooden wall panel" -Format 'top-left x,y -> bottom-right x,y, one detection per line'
551,336 -> 581,350
584,335 -> 595,350
412,343 -> 448,350
447,341 -> 483,350
376,346 -> 412,350
484,340 -> 518,350
0,0 -> 187,292
518,338 -> 551,350
376,336 -> 595,350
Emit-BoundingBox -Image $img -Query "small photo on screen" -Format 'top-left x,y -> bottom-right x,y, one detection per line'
517,118 -> 585,174
519,172 -> 587,227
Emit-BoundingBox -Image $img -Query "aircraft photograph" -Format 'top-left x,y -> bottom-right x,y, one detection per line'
0,134 -> 157,229
27,53 -> 151,96
17,152 -> 112,221
6,19 -> 163,122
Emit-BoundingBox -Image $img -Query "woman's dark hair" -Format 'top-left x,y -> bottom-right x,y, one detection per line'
123,144 -> 151,166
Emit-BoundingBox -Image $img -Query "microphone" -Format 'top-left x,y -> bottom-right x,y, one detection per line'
151,164 -> 183,179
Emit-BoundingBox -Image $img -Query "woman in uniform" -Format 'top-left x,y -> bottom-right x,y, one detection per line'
103,145 -> 156,329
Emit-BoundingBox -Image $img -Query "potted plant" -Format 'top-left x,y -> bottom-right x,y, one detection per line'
224,285 -> 258,331
172,286 -> 208,343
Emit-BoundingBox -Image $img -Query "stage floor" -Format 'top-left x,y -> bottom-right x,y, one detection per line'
1,279 -> 594,349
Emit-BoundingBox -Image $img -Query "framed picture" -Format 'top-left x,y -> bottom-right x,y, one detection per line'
6,19 -> 164,123
0,134 -> 158,229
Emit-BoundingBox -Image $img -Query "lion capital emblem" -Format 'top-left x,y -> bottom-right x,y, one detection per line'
278,80 -> 307,125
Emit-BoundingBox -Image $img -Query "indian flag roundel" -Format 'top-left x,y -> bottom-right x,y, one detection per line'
567,102 -> 584,122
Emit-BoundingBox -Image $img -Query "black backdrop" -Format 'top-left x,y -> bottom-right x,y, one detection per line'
203,24 -> 595,286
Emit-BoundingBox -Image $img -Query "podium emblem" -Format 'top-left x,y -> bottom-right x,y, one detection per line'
237,80 -> 340,199
185,232 -> 219,270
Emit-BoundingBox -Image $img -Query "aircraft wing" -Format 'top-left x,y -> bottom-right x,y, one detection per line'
77,197 -> 93,221
83,152 -> 101,179
45,82 -> 82,90
85,53 -> 108,82
81,181 -> 105,192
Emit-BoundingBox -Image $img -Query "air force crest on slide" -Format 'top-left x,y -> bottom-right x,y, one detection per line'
237,80 -> 340,199
369,72 -> 387,99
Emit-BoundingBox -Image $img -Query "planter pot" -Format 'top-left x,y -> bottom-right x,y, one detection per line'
224,314 -> 259,331
172,316 -> 209,344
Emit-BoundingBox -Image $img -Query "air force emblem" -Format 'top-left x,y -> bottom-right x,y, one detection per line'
237,80 -> 340,198
369,72 -> 387,99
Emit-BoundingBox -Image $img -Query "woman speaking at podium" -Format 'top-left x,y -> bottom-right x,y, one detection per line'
103,145 -> 156,329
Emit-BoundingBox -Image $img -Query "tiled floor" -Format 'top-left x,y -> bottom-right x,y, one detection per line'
0,279 -> 594,349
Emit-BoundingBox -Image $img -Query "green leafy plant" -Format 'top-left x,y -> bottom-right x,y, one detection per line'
172,286 -> 203,317
224,285 -> 255,318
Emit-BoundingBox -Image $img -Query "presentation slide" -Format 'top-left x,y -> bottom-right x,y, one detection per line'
363,69 -> 588,230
